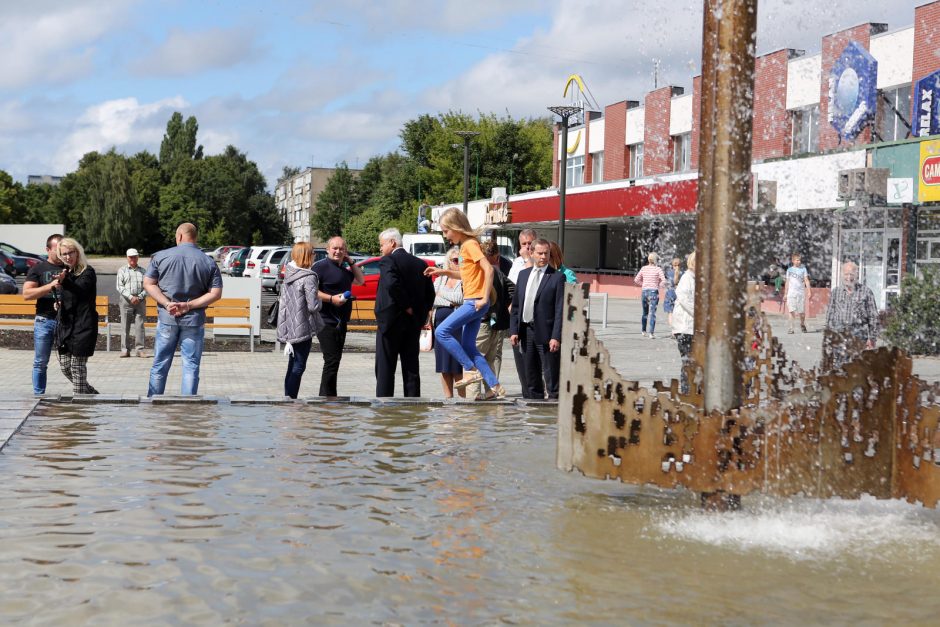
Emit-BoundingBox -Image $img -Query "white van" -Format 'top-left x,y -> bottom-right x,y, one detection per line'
402,233 -> 448,267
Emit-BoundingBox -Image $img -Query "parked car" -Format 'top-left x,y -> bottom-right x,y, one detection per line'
209,245 -> 244,263
221,248 -> 242,274
9,255 -> 38,276
348,256 -> 435,301
0,251 -> 18,276
259,246 -> 291,291
274,248 -> 328,294
243,245 -> 280,278
0,242 -> 43,261
229,248 -> 251,277
0,269 -> 16,294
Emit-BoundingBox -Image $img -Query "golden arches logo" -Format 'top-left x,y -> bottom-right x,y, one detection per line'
562,74 -> 585,155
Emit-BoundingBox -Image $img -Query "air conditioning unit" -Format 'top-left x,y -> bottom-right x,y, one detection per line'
837,168 -> 889,202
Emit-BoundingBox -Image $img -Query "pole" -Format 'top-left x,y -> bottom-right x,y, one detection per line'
475,152 -> 480,200
557,116 -> 569,251
463,138 -> 471,212
694,0 -> 758,412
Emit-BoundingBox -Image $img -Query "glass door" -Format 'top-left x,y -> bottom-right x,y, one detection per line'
839,226 -> 901,310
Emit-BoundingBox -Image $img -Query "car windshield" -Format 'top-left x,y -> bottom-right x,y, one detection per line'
412,242 -> 445,255
359,261 -> 380,276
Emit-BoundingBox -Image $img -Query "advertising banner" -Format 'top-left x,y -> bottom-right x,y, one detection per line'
828,41 -> 878,141
918,139 -> 940,202
913,70 -> 940,138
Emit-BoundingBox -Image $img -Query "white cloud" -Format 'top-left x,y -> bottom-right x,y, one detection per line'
131,26 -> 261,77
0,1 -> 132,89
54,96 -> 188,172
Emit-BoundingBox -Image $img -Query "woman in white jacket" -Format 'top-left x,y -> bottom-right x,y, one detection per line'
671,251 -> 696,394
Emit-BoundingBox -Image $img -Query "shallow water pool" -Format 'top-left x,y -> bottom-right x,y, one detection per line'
0,402 -> 939,624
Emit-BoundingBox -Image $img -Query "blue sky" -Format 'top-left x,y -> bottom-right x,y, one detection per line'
0,0 -> 927,188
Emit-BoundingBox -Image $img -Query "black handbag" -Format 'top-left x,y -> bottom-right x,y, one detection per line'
266,299 -> 280,326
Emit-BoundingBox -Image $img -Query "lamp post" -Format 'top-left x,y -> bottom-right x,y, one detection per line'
547,105 -> 581,251
455,131 -> 480,213
509,152 -> 518,196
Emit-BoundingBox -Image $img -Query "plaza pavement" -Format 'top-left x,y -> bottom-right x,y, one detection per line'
1,297 -> 938,400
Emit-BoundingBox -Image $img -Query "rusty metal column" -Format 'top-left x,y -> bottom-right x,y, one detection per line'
693,0 -> 758,412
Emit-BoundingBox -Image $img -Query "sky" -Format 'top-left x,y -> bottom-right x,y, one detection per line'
0,0 -> 928,189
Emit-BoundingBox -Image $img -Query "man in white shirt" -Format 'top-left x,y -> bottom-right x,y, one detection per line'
783,253 -> 811,334
116,248 -> 147,357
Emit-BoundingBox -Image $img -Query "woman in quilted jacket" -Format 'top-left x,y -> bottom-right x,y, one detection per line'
276,242 -> 324,398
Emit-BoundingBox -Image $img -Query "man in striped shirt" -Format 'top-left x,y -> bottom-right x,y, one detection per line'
116,248 -> 147,357
822,261 -> 878,370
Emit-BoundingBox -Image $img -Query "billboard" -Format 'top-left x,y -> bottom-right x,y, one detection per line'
919,139 -> 940,202
828,41 -> 878,141
913,70 -> 940,138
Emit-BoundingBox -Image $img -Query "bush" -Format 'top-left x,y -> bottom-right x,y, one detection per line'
884,267 -> 940,355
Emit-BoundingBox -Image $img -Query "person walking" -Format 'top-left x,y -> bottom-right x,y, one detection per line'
374,228 -> 435,397
144,222 -> 223,397
634,253 -> 667,339
425,208 -> 507,400
670,251 -> 696,395
432,247 -> 465,398
277,242 -> 324,399
116,248 -> 147,358
55,237 -> 99,395
22,233 -> 64,395
822,261 -> 879,371
312,236 -> 365,397
663,257 -> 681,326
783,252 -> 812,333
470,239 -> 513,400
508,239 -> 565,399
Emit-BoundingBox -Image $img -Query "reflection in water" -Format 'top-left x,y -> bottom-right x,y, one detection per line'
0,403 -> 939,623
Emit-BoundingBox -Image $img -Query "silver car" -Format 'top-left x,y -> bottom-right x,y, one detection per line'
259,247 -> 291,291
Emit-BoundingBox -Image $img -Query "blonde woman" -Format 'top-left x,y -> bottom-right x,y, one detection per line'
671,251 -> 696,394
55,237 -> 99,394
425,208 -> 506,400
634,252 -> 667,339
276,242 -> 324,398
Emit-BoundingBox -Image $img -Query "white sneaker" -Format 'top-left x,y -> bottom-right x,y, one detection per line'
642,332 -> 648,338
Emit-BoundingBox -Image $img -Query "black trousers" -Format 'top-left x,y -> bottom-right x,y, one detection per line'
316,323 -> 347,397
512,342 -> 528,394
522,325 -> 560,400
375,316 -> 421,397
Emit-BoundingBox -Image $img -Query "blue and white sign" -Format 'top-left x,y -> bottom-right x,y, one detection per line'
828,41 -> 878,141
913,70 -> 940,138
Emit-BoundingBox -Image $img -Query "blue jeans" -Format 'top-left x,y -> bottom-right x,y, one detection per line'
32,316 -> 58,394
641,289 -> 660,334
148,322 -> 205,397
284,338 -> 312,399
435,300 -> 499,389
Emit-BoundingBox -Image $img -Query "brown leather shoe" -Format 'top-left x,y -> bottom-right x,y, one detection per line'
119,350 -> 130,358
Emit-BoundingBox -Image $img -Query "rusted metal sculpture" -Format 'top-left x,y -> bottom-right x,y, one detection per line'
557,284 -> 940,508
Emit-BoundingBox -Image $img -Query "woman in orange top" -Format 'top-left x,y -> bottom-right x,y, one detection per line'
425,208 -> 506,399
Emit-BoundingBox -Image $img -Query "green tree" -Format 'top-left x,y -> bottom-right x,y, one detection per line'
278,165 -> 302,183
80,149 -> 140,253
312,162 -> 358,241
884,268 -> 940,355
0,170 -> 25,222
159,112 -> 203,182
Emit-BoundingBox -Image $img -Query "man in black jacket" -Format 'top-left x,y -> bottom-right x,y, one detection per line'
509,239 -> 565,400
374,227 -> 435,397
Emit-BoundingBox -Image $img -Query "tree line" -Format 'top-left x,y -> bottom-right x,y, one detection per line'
0,112 -> 290,254
310,111 -> 553,253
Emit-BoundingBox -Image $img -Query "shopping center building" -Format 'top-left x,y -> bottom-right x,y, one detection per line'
441,1 -> 940,310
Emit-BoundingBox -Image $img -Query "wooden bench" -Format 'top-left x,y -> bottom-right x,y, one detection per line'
146,297 -> 255,352
348,299 -> 377,331
0,294 -> 111,351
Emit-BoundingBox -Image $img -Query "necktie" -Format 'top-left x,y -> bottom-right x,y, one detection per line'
522,268 -> 542,323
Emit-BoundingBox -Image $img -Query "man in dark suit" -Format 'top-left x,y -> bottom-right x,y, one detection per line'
374,227 -> 435,397
509,239 -> 565,400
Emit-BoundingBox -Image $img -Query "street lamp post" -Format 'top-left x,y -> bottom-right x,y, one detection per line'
455,131 -> 480,213
547,105 -> 581,252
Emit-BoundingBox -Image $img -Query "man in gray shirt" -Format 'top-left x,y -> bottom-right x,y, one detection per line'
144,222 -> 223,396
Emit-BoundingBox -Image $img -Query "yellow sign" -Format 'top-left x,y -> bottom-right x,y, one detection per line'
919,139 -> 940,202
562,74 -> 584,155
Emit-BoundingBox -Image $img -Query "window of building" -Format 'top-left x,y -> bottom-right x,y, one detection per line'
565,155 -> 585,187
877,84 -> 912,142
672,133 -> 691,172
592,151 -> 604,183
629,143 -> 644,179
790,104 -> 819,154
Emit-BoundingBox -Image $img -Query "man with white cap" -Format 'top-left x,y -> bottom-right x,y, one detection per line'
116,247 -> 147,357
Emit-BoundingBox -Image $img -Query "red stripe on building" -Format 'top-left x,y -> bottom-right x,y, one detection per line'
509,179 -> 698,223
